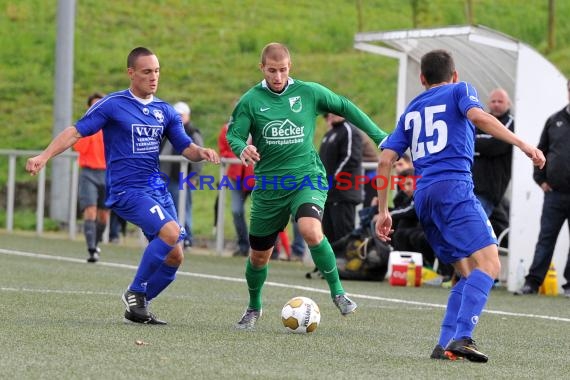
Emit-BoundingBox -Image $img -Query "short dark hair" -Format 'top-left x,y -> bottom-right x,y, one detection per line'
260,42 -> 290,65
400,152 -> 412,163
87,92 -> 105,107
420,49 -> 455,85
399,168 -> 415,177
127,47 -> 154,68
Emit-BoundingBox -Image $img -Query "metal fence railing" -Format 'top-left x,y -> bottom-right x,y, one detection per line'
2,149 -> 378,255
1,149 -> 241,255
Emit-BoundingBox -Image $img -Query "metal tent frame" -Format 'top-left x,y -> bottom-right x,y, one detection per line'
354,25 -> 568,291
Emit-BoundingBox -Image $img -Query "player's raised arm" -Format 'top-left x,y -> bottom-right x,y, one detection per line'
26,126 -> 82,176
313,82 -> 388,146
375,148 -> 399,242
467,107 -> 545,169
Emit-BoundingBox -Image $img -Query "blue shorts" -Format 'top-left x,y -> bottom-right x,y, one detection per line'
414,180 -> 497,265
108,189 -> 179,241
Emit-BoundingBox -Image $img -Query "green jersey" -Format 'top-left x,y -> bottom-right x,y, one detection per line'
227,78 -> 387,179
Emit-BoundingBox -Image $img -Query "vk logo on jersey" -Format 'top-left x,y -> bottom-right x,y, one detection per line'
132,124 -> 163,153
152,109 -> 164,123
262,119 -> 305,146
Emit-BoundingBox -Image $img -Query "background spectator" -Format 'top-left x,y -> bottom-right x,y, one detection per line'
319,113 -> 363,251
473,88 -> 514,217
160,101 -> 203,248
109,211 -> 127,244
73,92 -> 109,263
515,79 -> 570,297
361,131 -> 380,207
216,122 -> 254,257
392,152 -> 413,176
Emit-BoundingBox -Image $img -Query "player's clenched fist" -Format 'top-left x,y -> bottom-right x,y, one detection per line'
26,155 -> 48,176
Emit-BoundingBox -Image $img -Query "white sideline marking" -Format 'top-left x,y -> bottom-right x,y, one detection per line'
0,287 -> 117,296
1,247 -> 569,323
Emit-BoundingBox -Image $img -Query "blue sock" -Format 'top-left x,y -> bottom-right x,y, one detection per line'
454,269 -> 494,340
437,277 -> 466,348
129,238 -> 174,293
146,263 -> 178,302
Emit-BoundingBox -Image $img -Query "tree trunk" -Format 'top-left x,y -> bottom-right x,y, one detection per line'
465,0 -> 474,25
547,0 -> 555,52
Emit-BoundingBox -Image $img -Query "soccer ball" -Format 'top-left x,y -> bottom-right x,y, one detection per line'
281,296 -> 321,333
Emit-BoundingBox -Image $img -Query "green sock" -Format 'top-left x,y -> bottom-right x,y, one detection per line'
245,258 -> 268,310
309,236 -> 344,297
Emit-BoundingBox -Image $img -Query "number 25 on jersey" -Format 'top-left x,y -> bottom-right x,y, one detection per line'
405,105 -> 448,160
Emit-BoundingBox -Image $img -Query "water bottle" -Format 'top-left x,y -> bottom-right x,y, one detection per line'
516,259 -> 525,289
406,260 -> 416,287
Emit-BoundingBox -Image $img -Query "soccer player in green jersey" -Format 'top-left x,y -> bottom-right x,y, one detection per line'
226,42 -> 388,329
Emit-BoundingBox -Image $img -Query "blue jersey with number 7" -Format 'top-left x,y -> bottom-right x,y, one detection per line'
381,81 -> 483,192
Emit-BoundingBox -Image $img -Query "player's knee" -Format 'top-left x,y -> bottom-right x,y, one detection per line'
480,255 -> 501,279
301,227 -> 322,246
97,210 -> 110,224
295,204 -> 324,246
489,257 -> 501,279
159,221 -> 181,246
249,250 -> 270,267
83,206 -> 97,220
165,245 -> 184,266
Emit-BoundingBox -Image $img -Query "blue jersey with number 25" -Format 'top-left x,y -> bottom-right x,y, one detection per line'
381,81 -> 483,192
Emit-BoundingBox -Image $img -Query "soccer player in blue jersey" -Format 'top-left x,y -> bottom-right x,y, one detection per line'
375,50 -> 545,362
26,47 -> 220,325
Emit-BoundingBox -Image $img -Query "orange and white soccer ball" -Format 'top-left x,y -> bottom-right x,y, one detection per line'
281,296 -> 321,333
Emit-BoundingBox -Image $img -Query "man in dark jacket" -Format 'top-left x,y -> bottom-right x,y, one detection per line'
472,88 -> 514,217
319,113 -> 363,249
516,79 -> 570,297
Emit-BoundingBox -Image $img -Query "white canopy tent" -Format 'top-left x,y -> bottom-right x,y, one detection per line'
354,25 -> 568,291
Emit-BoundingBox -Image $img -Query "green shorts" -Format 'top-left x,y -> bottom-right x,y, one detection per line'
249,182 -> 327,237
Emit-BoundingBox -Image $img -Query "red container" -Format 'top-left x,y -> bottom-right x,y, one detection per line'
389,263 -> 422,286
389,264 -> 408,286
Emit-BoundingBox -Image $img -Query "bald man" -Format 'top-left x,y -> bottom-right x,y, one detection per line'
472,88 -> 515,217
